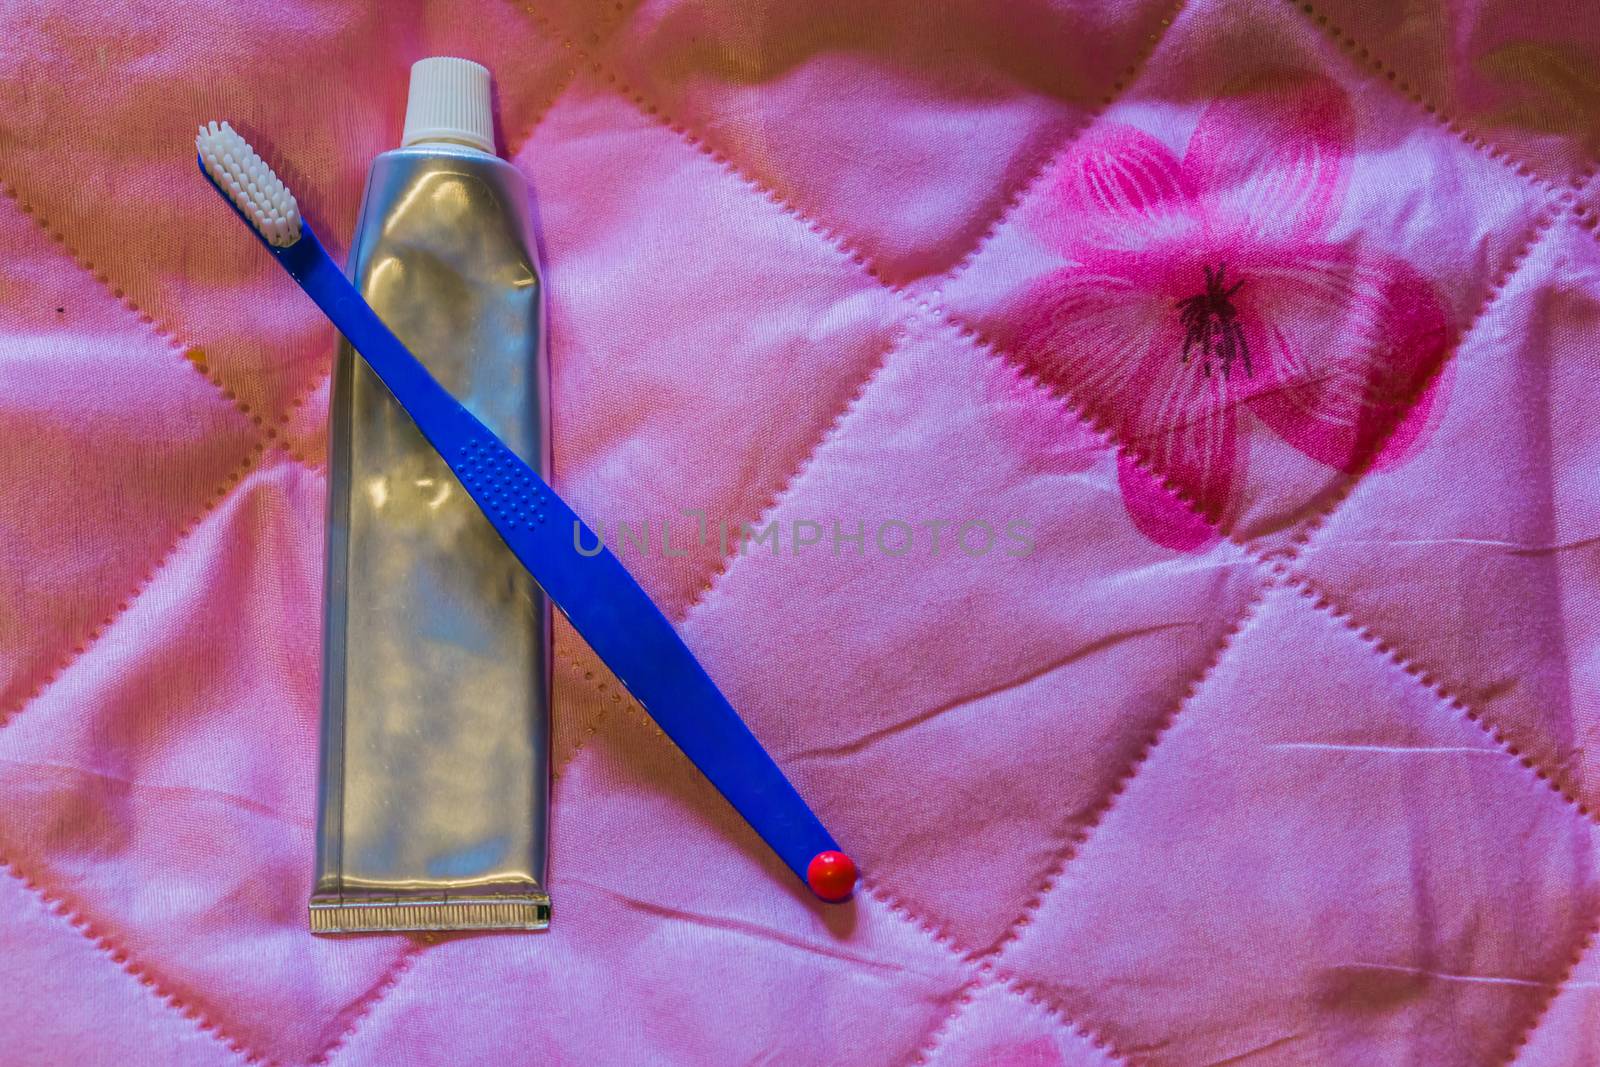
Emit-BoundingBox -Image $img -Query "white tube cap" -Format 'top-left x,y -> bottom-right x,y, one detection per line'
402,57 -> 495,154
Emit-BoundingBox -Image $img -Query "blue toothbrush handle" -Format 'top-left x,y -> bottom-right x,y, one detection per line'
270,225 -> 849,896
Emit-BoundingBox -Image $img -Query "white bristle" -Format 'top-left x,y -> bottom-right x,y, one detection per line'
195,121 -> 302,248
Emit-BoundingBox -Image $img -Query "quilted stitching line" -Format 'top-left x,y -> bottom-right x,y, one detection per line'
502,0 -> 635,51
200,356 -> 333,474
677,324 -> 914,620
903,980 -> 981,1067
936,0 -> 1187,292
549,669 -> 1138,1064
0,851 -> 266,1066
1569,166 -> 1600,243
0,336 -> 336,736
0,440 -> 272,733
0,178 -> 311,453
598,60 -> 906,288
877,891 -> 1138,1067
984,580 -> 1272,961
1575,200 -> 1600,239
939,206 -> 1599,836
514,0 -> 1241,600
932,308 -> 1219,527
551,611 -> 1169,1067
860,877 -> 969,959
1503,908 -> 1600,1066
942,186 -> 1564,570
310,944 -> 424,1067
512,4 -> 910,295
991,971 -> 1136,1065
907,973 -> 1139,1067
1287,0 -> 1568,195
1578,167 -> 1600,195
551,701 -> 611,784
968,199 -> 1591,1025
504,50 -> 585,165
522,71 -> 1600,1067
510,0 -> 1579,646
1269,201 -> 1566,561
1273,565 -> 1598,826
1571,159 -> 1600,196
0,51 -> 633,1067
510,0 -> 1577,618
475,9 -> 1595,1060
521,64 -> 1591,1041
551,647 -> 639,784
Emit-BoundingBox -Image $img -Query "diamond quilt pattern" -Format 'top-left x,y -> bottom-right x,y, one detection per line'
0,869 -> 240,1067
1510,921 -> 1600,1066
1296,216 -> 1600,813
596,0 -> 1180,286
335,705 -> 970,1066
919,980 -> 1126,1067
996,583 -> 1600,1066
0,459 -> 407,1065
1296,0 -> 1600,187
2,1 -> 1597,1064
518,72 -> 910,618
936,0 -> 1550,556
0,196 -> 262,721
680,313 -> 1263,950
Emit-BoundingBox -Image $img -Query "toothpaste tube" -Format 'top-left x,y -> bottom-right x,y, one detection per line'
313,56 -> 551,933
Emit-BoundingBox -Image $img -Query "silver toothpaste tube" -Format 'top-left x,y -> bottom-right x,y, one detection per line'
313,57 -> 551,933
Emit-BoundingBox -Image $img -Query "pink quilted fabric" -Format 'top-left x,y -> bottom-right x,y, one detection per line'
2,1 -> 1598,1064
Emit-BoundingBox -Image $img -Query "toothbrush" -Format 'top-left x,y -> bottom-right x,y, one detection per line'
196,122 -> 857,904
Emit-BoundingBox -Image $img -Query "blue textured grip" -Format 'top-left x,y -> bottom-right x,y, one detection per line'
197,156 -> 846,891
435,418 -> 841,886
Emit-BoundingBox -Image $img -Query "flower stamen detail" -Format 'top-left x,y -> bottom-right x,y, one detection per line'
1177,263 -> 1251,379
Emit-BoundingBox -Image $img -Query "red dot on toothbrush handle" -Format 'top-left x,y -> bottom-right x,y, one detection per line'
806,851 -> 858,902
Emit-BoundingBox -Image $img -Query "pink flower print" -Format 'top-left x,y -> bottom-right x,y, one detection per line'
1009,74 -> 1454,551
